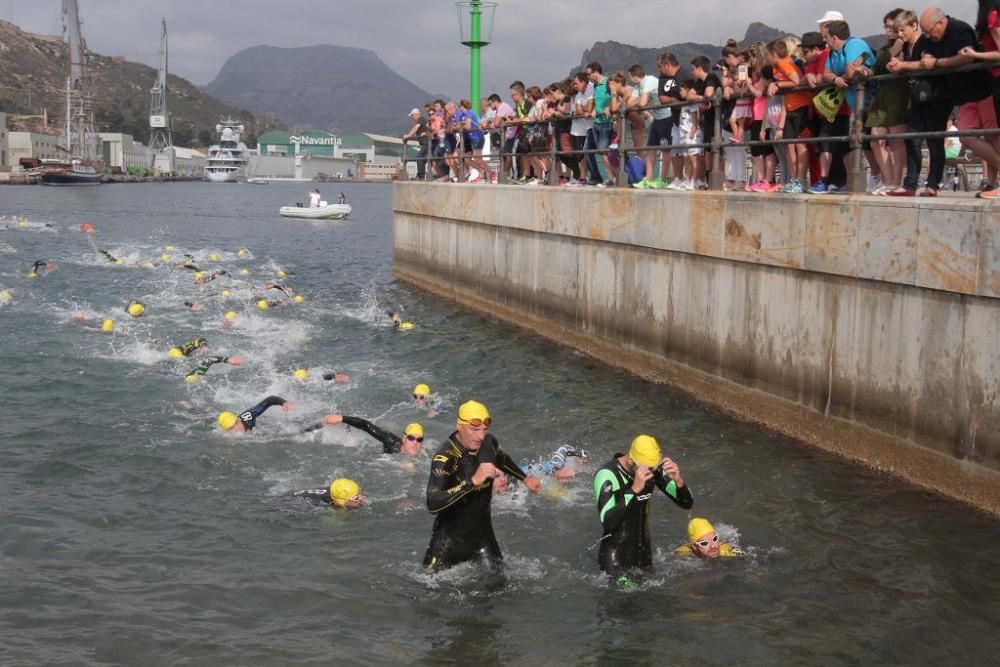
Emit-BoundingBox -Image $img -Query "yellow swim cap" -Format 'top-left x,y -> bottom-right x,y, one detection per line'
399,322 -> 414,330
256,299 -> 269,310
127,302 -> 145,318
222,289 -> 232,297
161,254 -> 171,262
329,478 -> 361,506
185,374 -> 200,383
293,295 -> 304,304
293,368 -> 309,380
277,270 -> 286,277
457,400 -> 490,424
26,272 -> 37,278
404,422 -> 424,438
629,435 -> 661,467
167,347 -> 183,358
224,310 -> 237,321
0,290 -> 12,302
100,319 -> 114,332
209,254 -> 219,261
193,271 -> 205,281
237,248 -> 248,257
115,258 -> 124,265
413,383 -> 431,398
240,268 -> 249,275
217,411 -> 238,430
688,518 -> 716,543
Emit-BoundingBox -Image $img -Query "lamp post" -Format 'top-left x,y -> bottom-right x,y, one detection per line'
457,1 -> 496,105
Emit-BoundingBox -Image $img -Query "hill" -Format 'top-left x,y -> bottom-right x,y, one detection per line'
204,44 -> 435,136
0,19 -> 282,147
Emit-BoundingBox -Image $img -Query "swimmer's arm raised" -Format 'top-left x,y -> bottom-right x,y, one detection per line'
248,395 -> 290,418
426,455 -> 474,513
342,415 -> 401,454
654,471 -> 693,509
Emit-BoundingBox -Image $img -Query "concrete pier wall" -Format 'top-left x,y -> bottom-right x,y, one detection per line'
393,183 -> 1000,514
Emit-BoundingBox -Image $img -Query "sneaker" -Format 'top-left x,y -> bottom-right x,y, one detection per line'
678,179 -> 695,191
748,179 -> 769,193
526,178 -> 540,186
788,180 -> 805,194
886,187 -> 915,197
596,180 -> 608,188
665,179 -> 682,190
867,175 -> 883,192
693,179 -> 708,190
826,184 -> 844,194
467,168 -> 481,183
649,178 -> 669,189
870,184 -> 889,196
604,179 -> 617,188
916,186 -> 938,197
632,178 -> 651,189
977,187 -> 1000,199
808,181 -> 828,194
978,179 -> 992,192
767,181 -> 784,192
566,178 -> 581,187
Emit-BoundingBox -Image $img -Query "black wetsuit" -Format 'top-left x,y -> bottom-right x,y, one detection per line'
238,395 -> 287,431
100,249 -> 119,263
594,453 -> 693,577
291,488 -> 341,507
423,433 -> 527,572
185,356 -> 230,380
175,337 -> 207,356
342,416 -> 402,454
30,260 -> 47,274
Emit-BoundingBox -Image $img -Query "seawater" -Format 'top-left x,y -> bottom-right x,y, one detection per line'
1,183 -> 998,666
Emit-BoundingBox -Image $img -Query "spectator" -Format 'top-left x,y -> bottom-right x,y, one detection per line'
745,45 -> 776,191
427,105 -> 448,180
510,83 -> 534,181
570,72 -> 596,185
690,55 -> 721,188
547,80 -> 582,184
866,9 -> 909,195
887,10 -> 950,196
523,86 -> 550,184
586,61 -> 619,186
810,20 -> 875,194
655,53 -> 686,186
721,39 -> 750,191
442,101 -> 461,181
756,64 -> 784,191
627,64 -> 660,158
666,79 -> 702,190
487,93 -> 516,181
458,99 -> 488,182
402,108 -> 428,180
767,38 -> 812,194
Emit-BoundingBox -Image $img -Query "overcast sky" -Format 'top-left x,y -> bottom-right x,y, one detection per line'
5,0 -> 974,99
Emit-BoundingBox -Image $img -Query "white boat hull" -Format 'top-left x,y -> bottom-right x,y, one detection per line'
205,170 -> 241,183
279,204 -> 352,220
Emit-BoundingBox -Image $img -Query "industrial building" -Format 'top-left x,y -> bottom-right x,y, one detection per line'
254,130 -> 416,181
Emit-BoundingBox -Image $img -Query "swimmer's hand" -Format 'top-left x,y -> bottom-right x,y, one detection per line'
659,457 -> 684,487
281,401 -> 296,412
471,463 -> 498,486
631,465 -> 653,493
493,475 -> 509,494
523,476 -> 542,493
226,356 -> 244,366
322,414 -> 343,426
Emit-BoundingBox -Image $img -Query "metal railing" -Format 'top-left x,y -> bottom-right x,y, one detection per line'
401,59 -> 1000,193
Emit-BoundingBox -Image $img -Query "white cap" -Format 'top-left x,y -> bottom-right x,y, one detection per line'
409,108 -> 421,116
816,10 -> 844,23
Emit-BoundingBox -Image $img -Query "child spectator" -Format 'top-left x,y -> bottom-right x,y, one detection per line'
767,38 -> 811,194
758,65 -> 785,192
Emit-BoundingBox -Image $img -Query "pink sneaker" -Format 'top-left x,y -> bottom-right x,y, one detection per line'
748,180 -> 769,193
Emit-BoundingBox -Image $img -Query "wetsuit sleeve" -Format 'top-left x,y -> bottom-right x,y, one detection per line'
187,356 -> 228,378
654,471 -> 693,509
426,451 -> 475,513
291,488 -> 332,504
594,469 -> 634,534
494,446 -> 527,481
248,395 -> 287,419
342,415 -> 401,454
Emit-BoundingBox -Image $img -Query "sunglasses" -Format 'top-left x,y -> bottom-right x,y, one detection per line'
459,417 -> 491,427
695,534 -> 720,548
406,435 -> 424,442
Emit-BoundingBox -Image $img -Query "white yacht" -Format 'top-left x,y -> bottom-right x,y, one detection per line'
204,119 -> 248,183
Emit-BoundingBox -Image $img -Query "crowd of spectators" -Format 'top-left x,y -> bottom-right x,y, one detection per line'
402,4 -> 1000,198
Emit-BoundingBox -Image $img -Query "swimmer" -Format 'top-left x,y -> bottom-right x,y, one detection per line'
183,301 -> 205,311
195,270 -> 228,284
0,289 -> 12,306
292,478 -> 364,508
322,370 -> 351,383
422,400 -> 541,572
167,337 -> 208,358
72,312 -> 116,333
99,249 -> 123,265
389,311 -> 415,330
412,383 -> 441,417
255,297 -> 289,310
217,395 -> 295,433
27,260 -> 56,277
79,223 -> 96,233
262,282 -> 293,297
222,311 -> 238,329
177,255 -> 201,271
184,355 -> 243,382
521,445 -> 587,481
593,435 -> 692,588
675,518 -> 744,559
125,299 -> 146,317
307,414 -> 424,455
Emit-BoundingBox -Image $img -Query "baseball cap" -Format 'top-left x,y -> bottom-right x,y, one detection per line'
816,10 -> 844,23
409,108 -> 421,116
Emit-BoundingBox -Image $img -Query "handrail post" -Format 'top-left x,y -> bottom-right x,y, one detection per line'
497,122 -> 507,184
709,89 -> 723,191
401,139 -> 410,181
616,106 -> 628,187
458,129 -> 466,183
847,80 -> 866,194
425,134 -> 433,181
547,120 -> 560,185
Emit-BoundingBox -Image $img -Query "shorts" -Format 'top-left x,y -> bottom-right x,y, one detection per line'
676,127 -> 703,156
784,106 -> 808,139
817,114 -> 850,155
731,101 -> 753,120
628,110 -> 646,129
592,122 -> 614,149
749,120 -> 774,157
463,135 -> 484,153
444,133 -> 458,154
957,96 -> 998,131
503,136 -> 516,155
647,117 -> 673,147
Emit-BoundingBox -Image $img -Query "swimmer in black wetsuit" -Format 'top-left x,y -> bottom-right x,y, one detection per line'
422,400 -> 541,572
306,414 -> 424,455
184,355 -> 243,382
292,478 -> 365,508
27,260 -> 55,277
322,370 -> 351,383
593,435 -> 692,588
99,249 -> 123,264
217,395 -> 295,432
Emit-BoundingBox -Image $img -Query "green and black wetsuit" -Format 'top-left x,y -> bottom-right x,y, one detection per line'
423,434 -> 527,572
342,416 -> 402,454
594,453 -> 693,577
185,356 -> 231,380
175,337 -> 207,356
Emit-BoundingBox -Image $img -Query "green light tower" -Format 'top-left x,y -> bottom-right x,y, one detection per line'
457,1 -> 496,105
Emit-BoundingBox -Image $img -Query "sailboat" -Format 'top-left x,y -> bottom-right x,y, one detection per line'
41,0 -> 102,186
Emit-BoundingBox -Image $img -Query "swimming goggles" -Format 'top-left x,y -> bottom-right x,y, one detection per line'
695,534 -> 720,548
406,435 -> 424,443
413,394 -> 426,399
458,417 -> 491,427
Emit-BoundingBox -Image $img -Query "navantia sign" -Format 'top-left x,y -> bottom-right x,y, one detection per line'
289,135 -> 341,146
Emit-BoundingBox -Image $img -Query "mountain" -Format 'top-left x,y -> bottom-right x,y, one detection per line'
0,19 -> 282,147
574,22 -> 886,76
204,44 -> 435,136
